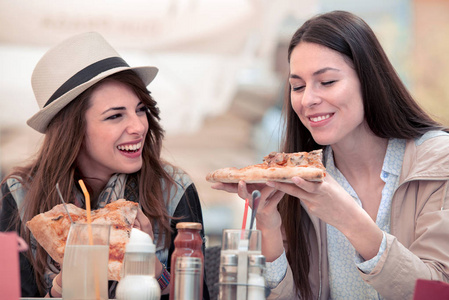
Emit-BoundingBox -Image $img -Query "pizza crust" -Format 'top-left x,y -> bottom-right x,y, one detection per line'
206,150 -> 326,183
26,199 -> 138,281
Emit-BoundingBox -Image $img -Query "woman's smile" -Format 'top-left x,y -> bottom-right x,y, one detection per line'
308,113 -> 334,125
117,140 -> 143,158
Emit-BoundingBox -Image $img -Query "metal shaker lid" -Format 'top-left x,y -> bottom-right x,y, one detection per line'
248,254 -> 266,268
220,253 -> 238,266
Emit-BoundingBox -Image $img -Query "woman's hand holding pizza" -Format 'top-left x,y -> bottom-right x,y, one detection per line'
266,175 -> 360,229
133,208 -> 154,240
211,181 -> 283,230
212,181 -> 285,262
266,175 -> 383,261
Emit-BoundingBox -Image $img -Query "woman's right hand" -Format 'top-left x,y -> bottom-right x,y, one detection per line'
211,181 -> 284,230
212,181 -> 285,261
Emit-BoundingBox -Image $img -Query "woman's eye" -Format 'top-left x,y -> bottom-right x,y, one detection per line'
105,114 -> 122,120
322,80 -> 336,86
137,106 -> 148,114
292,85 -> 305,92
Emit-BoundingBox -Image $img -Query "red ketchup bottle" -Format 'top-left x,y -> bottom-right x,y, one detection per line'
169,222 -> 204,300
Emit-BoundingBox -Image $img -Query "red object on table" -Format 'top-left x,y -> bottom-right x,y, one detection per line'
0,232 -> 21,300
413,279 -> 449,300
169,222 -> 204,300
241,198 -> 249,230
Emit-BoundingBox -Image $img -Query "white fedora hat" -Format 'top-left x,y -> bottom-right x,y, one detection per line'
27,32 -> 158,133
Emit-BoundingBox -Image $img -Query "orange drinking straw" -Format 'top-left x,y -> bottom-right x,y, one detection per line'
78,179 -> 100,300
78,180 -> 94,244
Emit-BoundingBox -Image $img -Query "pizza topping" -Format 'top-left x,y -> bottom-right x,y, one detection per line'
262,150 -> 324,169
288,154 -> 306,166
264,152 -> 289,166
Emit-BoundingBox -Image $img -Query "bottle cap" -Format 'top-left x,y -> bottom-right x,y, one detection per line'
126,228 -> 156,253
176,222 -> 202,230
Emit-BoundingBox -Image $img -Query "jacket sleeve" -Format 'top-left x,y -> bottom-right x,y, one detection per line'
1,183 -> 40,297
268,264 -> 299,299
359,179 -> 449,299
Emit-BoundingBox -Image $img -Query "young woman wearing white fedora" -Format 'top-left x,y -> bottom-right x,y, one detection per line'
0,32 -> 210,299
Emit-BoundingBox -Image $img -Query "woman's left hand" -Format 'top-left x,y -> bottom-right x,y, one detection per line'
133,208 -> 154,240
266,175 -> 383,260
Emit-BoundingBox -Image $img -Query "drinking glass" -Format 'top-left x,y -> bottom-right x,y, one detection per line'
221,229 -> 261,254
62,223 -> 111,300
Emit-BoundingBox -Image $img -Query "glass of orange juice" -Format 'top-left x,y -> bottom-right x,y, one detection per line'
62,223 -> 111,300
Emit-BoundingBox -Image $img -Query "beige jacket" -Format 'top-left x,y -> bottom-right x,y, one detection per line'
269,132 -> 449,299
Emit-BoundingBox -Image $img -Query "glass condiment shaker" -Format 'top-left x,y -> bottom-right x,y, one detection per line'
116,228 -> 161,300
247,254 -> 266,300
169,222 -> 204,300
218,253 -> 238,300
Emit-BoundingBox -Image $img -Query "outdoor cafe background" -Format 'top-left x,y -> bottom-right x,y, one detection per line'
1,0 -> 448,246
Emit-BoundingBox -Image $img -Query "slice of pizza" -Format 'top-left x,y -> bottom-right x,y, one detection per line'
26,199 -> 138,281
206,149 -> 326,183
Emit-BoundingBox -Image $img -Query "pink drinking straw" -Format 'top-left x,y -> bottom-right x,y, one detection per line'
241,198 -> 249,238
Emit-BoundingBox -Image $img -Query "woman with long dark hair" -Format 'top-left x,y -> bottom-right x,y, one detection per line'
213,11 -> 449,299
1,32 -> 209,299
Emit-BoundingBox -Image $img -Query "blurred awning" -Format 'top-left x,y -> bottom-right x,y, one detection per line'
0,0 -> 313,134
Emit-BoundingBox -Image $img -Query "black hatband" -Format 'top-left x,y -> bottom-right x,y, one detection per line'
44,57 -> 129,107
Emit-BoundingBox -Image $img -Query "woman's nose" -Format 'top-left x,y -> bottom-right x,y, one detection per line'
126,114 -> 147,135
301,86 -> 321,108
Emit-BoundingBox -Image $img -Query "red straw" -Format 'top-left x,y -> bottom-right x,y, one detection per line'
241,198 -> 249,233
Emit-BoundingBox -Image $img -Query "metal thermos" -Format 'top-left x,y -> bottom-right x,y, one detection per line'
173,256 -> 202,300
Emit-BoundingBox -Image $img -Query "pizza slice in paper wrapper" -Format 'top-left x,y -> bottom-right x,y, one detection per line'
26,199 -> 138,281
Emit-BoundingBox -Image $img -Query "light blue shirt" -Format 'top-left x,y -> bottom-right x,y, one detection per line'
265,138 -> 406,299
326,138 -> 405,299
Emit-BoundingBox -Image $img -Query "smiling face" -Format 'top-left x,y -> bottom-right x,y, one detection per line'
289,42 -> 368,147
76,80 -> 149,183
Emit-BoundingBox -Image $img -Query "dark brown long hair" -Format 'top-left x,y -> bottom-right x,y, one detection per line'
279,10 -> 447,298
2,70 -> 175,295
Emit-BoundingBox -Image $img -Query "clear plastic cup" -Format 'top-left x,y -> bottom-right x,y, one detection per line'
221,229 -> 261,254
62,223 -> 111,300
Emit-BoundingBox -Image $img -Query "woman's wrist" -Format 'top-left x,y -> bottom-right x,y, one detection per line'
157,263 -> 171,291
260,226 -> 284,262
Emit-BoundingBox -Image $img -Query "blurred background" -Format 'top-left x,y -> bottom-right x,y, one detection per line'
1,0 -> 448,246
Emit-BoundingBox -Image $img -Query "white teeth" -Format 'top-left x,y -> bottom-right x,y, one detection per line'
310,114 -> 331,122
118,142 -> 142,151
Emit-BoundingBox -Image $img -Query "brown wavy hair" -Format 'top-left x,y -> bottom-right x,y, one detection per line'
2,70 -> 175,295
279,10 -> 447,299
